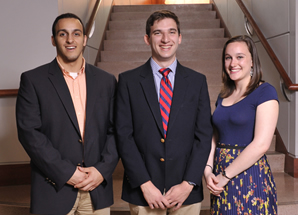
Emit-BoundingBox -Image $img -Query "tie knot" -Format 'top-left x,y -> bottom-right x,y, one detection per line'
159,68 -> 171,77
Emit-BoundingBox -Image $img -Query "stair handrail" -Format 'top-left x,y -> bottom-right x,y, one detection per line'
236,0 -> 298,91
85,0 -> 101,39
0,89 -> 18,97
0,0 -> 101,98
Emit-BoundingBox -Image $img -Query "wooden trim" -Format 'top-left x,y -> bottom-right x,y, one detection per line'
275,129 -> 288,154
285,154 -> 298,178
86,0 -> 101,39
275,129 -> 298,178
0,164 -> 31,186
94,1 -> 115,66
210,0 -> 231,38
0,89 -> 18,97
83,0 -> 101,55
235,0 -> 298,91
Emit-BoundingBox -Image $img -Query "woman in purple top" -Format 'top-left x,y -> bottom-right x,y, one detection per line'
204,35 -> 279,215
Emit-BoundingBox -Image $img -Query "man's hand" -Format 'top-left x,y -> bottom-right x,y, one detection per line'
74,167 -> 104,191
140,181 -> 170,210
67,167 -> 88,186
165,181 -> 193,211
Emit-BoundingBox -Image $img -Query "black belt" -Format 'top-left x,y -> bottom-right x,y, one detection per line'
217,144 -> 246,149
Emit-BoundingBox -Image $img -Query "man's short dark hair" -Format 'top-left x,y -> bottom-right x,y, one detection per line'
52,13 -> 86,37
146,10 -> 180,37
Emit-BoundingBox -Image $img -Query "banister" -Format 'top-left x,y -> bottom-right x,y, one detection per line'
0,0 -> 101,98
236,0 -> 298,91
0,89 -> 18,97
85,0 -> 101,39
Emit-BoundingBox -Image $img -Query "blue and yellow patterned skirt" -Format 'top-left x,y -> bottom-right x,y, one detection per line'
211,146 -> 278,215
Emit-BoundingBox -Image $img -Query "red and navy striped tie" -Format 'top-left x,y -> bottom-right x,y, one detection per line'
159,68 -> 173,138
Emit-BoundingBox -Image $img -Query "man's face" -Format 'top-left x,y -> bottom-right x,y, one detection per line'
144,18 -> 182,67
51,18 -> 87,65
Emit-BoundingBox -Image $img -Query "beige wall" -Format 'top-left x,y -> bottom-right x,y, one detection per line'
0,0 -> 113,165
0,1 -> 58,164
214,0 -> 298,158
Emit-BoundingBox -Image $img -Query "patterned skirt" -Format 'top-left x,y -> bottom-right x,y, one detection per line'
211,145 -> 278,215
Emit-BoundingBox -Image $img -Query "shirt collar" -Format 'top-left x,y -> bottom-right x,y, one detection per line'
150,58 -> 177,76
56,57 -> 86,78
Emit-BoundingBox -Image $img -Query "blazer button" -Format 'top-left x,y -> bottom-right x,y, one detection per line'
160,158 -> 165,162
161,138 -> 165,143
78,139 -> 82,143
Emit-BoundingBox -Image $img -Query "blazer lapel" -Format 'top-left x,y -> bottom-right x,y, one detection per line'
47,59 -> 81,137
167,62 -> 188,136
140,61 -> 164,135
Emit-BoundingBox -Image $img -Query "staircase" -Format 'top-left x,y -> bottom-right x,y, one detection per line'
104,4 -> 224,214
0,3 -> 297,215
101,3 -> 298,215
98,3 -> 224,113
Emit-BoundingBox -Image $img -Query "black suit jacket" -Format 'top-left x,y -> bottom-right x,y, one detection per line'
116,59 -> 213,206
16,59 -> 118,214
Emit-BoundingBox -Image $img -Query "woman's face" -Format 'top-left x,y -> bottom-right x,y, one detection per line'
224,41 -> 253,83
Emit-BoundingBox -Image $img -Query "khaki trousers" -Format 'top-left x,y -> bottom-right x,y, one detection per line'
129,202 -> 201,215
66,190 -> 110,215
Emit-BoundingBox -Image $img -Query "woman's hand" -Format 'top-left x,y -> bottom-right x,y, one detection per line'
215,173 -> 230,190
205,172 -> 224,196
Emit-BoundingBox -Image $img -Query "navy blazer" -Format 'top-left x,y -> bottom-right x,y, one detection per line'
116,59 -> 213,206
16,59 -> 118,214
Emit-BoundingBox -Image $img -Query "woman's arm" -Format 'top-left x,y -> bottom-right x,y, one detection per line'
215,100 -> 279,188
204,129 -> 224,196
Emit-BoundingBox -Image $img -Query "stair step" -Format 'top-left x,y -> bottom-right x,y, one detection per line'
207,85 -> 222,104
0,205 -> 30,215
266,152 -> 285,172
273,172 -> 298,214
179,60 -> 222,74
268,135 -> 276,152
111,145 -> 284,179
278,203 -> 298,215
101,51 -> 150,62
98,60 -> 222,86
112,4 -> 213,13
106,28 -> 224,40
98,61 -> 221,105
111,11 -> 216,21
103,38 -> 227,51
109,19 -> 220,31
101,49 -> 222,62
98,61 -> 143,76
111,212 -> 130,215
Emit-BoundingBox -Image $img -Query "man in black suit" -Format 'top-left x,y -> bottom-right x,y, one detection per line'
16,13 -> 118,215
116,10 -> 213,215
